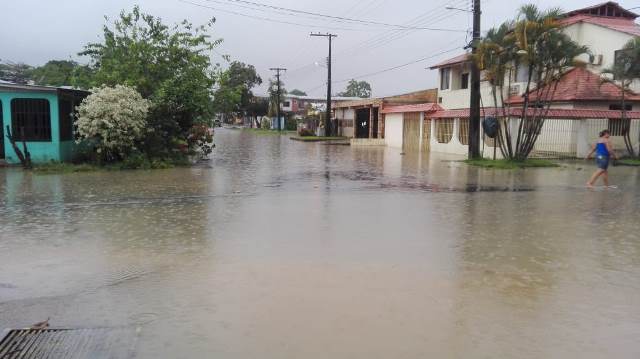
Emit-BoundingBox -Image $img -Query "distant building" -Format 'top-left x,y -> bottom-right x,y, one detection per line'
0,82 -> 89,164
332,89 -> 439,146
282,94 -> 361,118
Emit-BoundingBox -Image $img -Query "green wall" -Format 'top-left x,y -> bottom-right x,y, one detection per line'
0,91 -> 71,164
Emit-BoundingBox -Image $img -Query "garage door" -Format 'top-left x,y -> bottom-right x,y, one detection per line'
403,113 -> 421,152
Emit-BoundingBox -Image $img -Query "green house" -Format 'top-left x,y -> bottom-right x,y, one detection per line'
0,82 -> 89,164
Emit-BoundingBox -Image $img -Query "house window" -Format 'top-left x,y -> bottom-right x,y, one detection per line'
283,101 -> 291,107
436,119 -> 454,143
440,68 -> 451,90
460,73 -> 470,90
458,118 -> 469,145
609,104 -> 632,111
11,98 -> 51,141
59,99 -> 75,141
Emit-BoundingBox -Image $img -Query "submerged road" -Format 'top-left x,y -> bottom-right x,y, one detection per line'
1,128 -> 639,358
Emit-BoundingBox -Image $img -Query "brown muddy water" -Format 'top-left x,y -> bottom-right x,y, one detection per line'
1,128 -> 640,358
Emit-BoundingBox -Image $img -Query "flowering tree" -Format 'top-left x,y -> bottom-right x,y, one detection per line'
75,85 -> 150,161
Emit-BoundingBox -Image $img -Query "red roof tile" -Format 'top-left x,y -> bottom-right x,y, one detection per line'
560,14 -> 640,36
429,53 -> 471,69
507,67 -> 640,104
382,103 -> 442,114
564,2 -> 638,19
429,107 -> 640,120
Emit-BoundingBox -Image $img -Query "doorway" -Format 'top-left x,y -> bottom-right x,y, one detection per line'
355,108 -> 370,138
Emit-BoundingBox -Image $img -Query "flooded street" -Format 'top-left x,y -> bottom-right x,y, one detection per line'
1,128 -> 640,358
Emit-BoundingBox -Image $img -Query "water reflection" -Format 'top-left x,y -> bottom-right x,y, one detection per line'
1,128 -> 640,358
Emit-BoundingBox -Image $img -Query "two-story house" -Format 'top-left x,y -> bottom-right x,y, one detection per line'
413,1 -> 640,158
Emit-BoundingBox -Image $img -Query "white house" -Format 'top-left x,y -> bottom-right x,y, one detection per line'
414,1 -> 640,158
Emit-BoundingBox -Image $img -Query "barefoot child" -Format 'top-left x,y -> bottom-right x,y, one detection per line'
586,130 -> 619,188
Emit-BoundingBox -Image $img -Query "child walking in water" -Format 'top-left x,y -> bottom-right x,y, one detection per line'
586,130 -> 619,188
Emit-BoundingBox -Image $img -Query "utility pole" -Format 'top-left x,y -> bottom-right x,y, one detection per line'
311,32 -> 337,137
269,67 -> 286,131
468,0 -> 482,159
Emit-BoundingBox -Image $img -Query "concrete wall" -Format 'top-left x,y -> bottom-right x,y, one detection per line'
384,113 -> 403,149
0,91 -> 67,164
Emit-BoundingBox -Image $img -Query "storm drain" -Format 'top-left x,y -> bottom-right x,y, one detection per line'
0,327 -> 137,359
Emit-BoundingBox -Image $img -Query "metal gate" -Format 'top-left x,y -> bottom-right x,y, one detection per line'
422,118 -> 431,152
403,113 -> 421,152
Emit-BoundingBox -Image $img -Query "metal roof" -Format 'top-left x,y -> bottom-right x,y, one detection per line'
0,82 -> 89,95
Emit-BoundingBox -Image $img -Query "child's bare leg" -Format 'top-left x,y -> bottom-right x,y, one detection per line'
603,171 -> 609,187
587,170 -> 603,187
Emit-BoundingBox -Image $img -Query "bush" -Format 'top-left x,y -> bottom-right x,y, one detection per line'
75,85 -> 150,162
285,117 -> 297,131
298,128 -> 314,137
188,124 -> 215,158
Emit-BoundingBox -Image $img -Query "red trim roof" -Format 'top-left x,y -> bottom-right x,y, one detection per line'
429,53 -> 470,69
382,103 -> 442,114
428,107 -> 640,120
560,14 -> 640,36
507,67 -> 640,104
564,2 -> 638,19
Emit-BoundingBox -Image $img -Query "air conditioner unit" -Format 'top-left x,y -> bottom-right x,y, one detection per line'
509,85 -> 521,96
589,54 -> 603,65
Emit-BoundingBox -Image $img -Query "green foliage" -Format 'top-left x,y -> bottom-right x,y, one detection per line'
289,89 -> 307,96
78,6 -> 220,156
464,159 -> 558,169
0,61 -> 33,84
212,61 -> 262,119
473,4 -> 589,161
29,60 -> 77,86
338,79 -> 371,98
188,124 -> 215,158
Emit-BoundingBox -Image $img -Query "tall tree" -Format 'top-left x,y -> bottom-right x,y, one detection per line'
474,4 -> 589,160
212,61 -> 262,119
30,60 -> 78,86
79,6 -> 221,155
289,89 -> 307,96
0,61 -> 33,84
338,79 -> 371,98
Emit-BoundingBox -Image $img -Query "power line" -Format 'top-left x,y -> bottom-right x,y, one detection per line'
203,0 -> 468,31
287,0 -> 468,78
179,0 -> 381,31
307,45 -> 464,94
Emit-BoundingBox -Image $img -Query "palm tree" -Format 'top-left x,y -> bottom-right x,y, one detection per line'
602,37 -> 640,157
474,4 -> 589,160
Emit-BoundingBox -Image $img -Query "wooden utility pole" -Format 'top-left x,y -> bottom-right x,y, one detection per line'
311,33 -> 337,137
468,0 -> 482,159
270,67 -> 286,131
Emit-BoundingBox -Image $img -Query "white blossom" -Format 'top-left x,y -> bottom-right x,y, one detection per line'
75,85 -> 150,158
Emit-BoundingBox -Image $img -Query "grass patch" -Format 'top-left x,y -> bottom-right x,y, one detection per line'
243,128 -> 295,135
290,136 -> 349,142
616,159 -> 640,166
33,162 -> 100,173
33,155 -> 192,174
464,158 -> 559,169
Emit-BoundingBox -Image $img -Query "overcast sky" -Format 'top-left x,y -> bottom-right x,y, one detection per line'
2,0 -> 639,97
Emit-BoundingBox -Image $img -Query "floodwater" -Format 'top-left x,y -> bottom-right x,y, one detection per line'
1,129 -> 640,358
